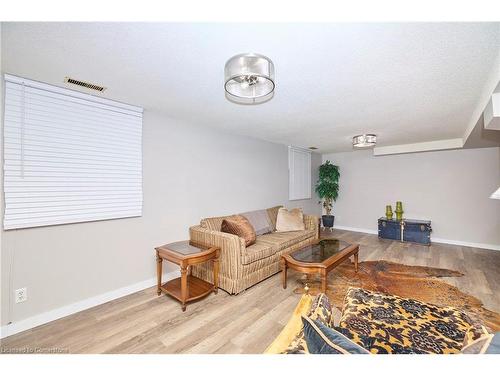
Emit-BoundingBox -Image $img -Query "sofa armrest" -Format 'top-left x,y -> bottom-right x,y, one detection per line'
189,225 -> 245,279
304,214 -> 320,239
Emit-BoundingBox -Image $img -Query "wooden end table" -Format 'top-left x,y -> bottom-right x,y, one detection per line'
155,240 -> 220,311
281,238 -> 359,293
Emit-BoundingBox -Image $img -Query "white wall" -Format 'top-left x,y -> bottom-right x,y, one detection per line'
322,147 -> 500,248
0,22 -> 6,331
0,109 -> 321,330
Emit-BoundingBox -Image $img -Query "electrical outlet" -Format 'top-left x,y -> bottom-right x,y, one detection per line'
15,287 -> 27,303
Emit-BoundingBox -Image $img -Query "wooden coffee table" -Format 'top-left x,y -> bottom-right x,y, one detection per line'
155,241 -> 220,311
281,238 -> 359,293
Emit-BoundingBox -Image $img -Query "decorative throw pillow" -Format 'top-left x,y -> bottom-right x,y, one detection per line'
276,208 -> 305,232
266,205 -> 283,231
334,326 -> 425,354
221,215 -> 256,246
282,330 -> 309,354
461,331 -> 500,354
281,293 -> 333,354
309,293 -> 334,327
485,333 -> 500,354
462,324 -> 489,348
240,209 -> 273,235
301,316 -> 370,354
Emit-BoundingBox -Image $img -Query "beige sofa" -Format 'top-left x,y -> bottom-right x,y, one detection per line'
189,206 -> 319,294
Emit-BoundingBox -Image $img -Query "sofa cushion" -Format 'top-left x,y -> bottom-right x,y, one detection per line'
259,230 -> 315,251
241,230 -> 315,265
221,215 -> 256,247
276,208 -> 305,232
242,242 -> 275,265
240,209 -> 273,235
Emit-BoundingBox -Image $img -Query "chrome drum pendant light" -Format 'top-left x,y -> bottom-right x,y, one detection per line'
224,53 -> 275,104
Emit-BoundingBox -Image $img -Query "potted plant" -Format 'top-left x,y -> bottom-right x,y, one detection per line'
315,160 -> 339,229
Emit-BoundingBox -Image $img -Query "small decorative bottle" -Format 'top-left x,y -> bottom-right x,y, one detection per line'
395,201 -> 404,221
385,205 -> 393,220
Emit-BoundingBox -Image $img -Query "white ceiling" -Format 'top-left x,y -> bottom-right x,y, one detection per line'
2,22 -> 500,153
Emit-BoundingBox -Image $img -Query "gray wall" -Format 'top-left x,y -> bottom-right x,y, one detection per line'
0,109 -> 321,326
322,147 -> 500,247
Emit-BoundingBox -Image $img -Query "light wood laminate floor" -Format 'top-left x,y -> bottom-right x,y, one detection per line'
1,229 -> 499,354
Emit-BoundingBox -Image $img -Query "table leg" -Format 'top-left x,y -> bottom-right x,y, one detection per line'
354,251 -> 359,273
156,251 -> 162,296
321,270 -> 327,293
213,255 -> 219,295
281,258 -> 287,289
181,265 -> 188,312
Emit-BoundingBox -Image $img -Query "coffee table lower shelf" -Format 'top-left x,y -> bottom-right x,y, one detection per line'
160,275 -> 215,310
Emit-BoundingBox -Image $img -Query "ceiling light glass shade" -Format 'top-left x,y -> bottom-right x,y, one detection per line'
224,53 -> 275,104
490,187 -> 500,200
352,134 -> 377,148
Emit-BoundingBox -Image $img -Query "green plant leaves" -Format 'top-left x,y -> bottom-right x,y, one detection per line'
315,160 -> 339,215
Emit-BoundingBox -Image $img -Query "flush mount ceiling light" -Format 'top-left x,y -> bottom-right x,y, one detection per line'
352,134 -> 377,148
224,53 -> 275,104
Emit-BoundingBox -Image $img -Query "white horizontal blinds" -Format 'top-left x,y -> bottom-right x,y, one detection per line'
3,74 -> 143,230
288,146 -> 311,201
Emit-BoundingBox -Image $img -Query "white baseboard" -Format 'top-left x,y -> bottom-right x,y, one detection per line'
332,225 -> 500,251
0,270 -> 179,339
432,238 -> 500,251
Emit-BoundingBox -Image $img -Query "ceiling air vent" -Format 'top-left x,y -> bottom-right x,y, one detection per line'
64,77 -> 106,92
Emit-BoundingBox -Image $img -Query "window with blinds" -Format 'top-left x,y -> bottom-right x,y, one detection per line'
3,74 -> 143,230
288,146 -> 312,201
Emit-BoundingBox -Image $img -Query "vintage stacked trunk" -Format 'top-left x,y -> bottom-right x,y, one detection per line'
378,218 -> 432,245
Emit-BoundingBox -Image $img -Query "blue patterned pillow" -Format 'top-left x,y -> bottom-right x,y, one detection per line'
302,316 -> 370,354
485,333 -> 500,354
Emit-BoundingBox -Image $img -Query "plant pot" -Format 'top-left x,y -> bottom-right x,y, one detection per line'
322,215 -> 335,228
